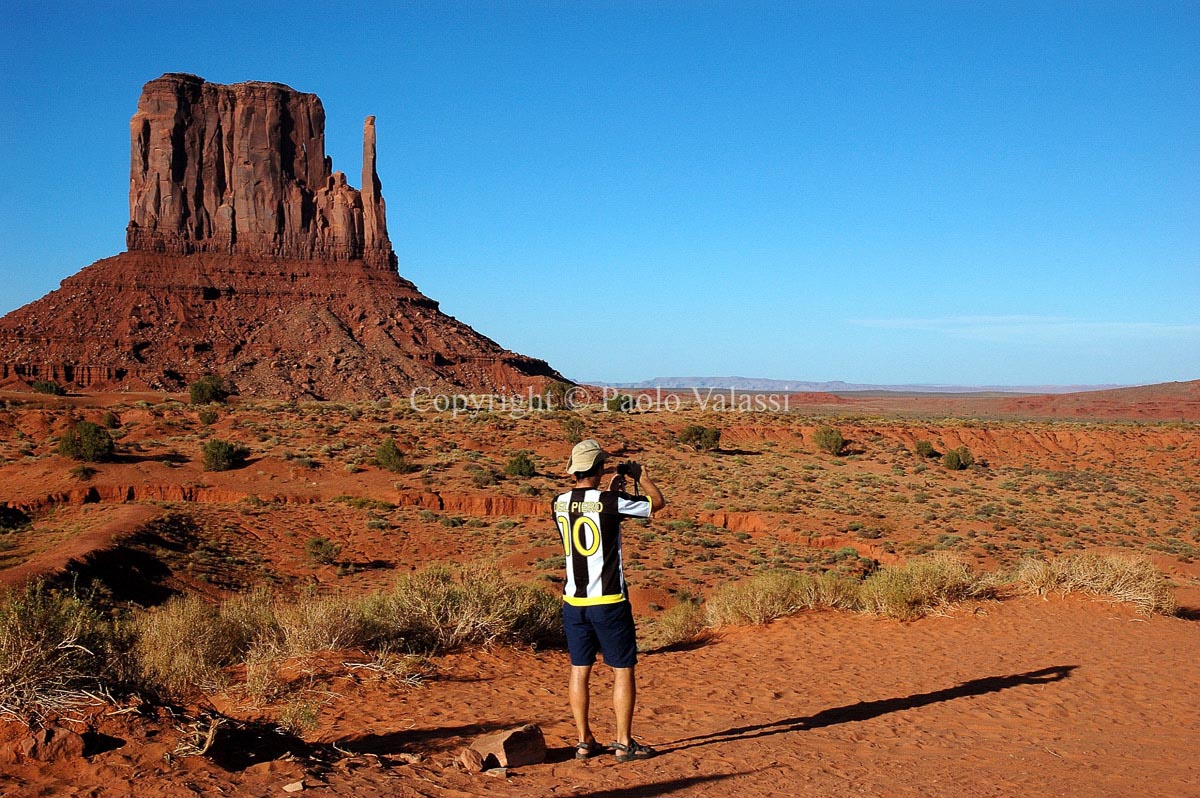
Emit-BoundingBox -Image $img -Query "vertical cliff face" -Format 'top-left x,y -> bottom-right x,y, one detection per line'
126,73 -> 395,270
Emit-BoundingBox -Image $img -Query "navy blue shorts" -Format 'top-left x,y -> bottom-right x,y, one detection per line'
562,601 -> 638,669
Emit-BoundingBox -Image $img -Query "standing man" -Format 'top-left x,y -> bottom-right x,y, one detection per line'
553,439 -> 666,762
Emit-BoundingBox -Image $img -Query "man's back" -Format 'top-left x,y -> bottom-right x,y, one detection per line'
552,487 -> 651,605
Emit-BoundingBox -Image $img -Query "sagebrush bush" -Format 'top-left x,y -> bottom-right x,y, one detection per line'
1011,553 -> 1176,616
0,581 -> 118,719
678,425 -> 721,451
58,421 -> 116,462
376,436 -> 418,473
706,569 -> 865,626
274,592 -> 367,654
504,452 -> 537,477
31,380 -> 65,396
305,536 -> 341,565
189,375 -> 230,405
707,570 -> 809,626
201,439 -> 249,471
813,426 -> 846,456
799,570 -> 864,611
942,446 -> 974,470
858,553 -> 986,620
561,416 -> 586,444
914,440 -> 937,458
606,394 -> 633,413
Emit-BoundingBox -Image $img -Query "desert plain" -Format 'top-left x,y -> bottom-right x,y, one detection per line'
1,383 -> 1198,797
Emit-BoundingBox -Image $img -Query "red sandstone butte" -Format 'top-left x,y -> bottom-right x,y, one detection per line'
127,73 -> 393,269
0,74 -> 564,399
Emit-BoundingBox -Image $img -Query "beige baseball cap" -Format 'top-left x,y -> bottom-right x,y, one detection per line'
566,439 -> 608,475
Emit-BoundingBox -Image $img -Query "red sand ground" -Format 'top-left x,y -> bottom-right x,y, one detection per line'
2,595 -> 1197,797
1,384 -> 1198,796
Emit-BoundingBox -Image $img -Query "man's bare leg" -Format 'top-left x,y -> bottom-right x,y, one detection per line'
613,666 -> 636,746
570,664 -> 595,743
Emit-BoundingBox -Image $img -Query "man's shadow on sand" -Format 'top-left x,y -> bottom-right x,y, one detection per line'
663,665 -> 1077,753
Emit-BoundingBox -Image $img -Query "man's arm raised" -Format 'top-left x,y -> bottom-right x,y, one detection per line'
608,462 -> 666,513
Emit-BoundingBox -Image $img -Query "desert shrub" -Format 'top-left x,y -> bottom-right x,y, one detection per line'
201,439 -> 249,471
0,581 -> 118,720
198,407 -> 219,426
561,416 -> 586,444
706,569 -> 863,627
58,421 -> 116,462
706,570 -> 812,626
31,380 -> 65,396
942,446 -> 974,470
813,426 -> 846,456
544,380 -> 572,409
640,600 -> 710,652
275,592 -> 367,654
219,586 -> 281,649
132,594 -> 247,698
606,394 -> 633,413
504,452 -> 537,478
376,436 -> 418,473
858,553 -> 985,620
678,425 -> 721,451
189,375 -> 230,405
69,464 -> 97,482
305,536 -> 341,565
470,469 -> 499,488
1010,553 -> 1176,616
368,564 -> 562,652
914,440 -> 937,458
278,700 -> 320,735
241,645 -> 284,703
798,570 -> 863,611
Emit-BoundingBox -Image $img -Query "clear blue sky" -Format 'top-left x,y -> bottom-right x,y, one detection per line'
2,1 -> 1197,386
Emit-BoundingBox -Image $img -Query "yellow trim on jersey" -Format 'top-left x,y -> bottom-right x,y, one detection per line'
562,593 -> 627,607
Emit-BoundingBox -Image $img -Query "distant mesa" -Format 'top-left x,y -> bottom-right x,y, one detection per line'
0,73 -> 564,399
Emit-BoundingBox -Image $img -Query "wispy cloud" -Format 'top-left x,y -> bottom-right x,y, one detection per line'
849,315 -> 1200,342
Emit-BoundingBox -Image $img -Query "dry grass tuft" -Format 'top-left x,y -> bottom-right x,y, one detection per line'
372,563 -> 563,652
0,581 -> 117,720
345,647 -> 433,687
132,594 -> 248,698
640,600 -> 710,652
274,591 -> 368,655
1011,552 -> 1176,616
706,569 -> 864,626
858,553 -> 988,620
706,570 -> 809,626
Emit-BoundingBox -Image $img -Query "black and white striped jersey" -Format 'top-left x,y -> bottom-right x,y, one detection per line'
552,488 -> 652,606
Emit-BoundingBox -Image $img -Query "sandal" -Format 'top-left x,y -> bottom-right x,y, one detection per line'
574,740 -> 605,760
611,740 -> 657,762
